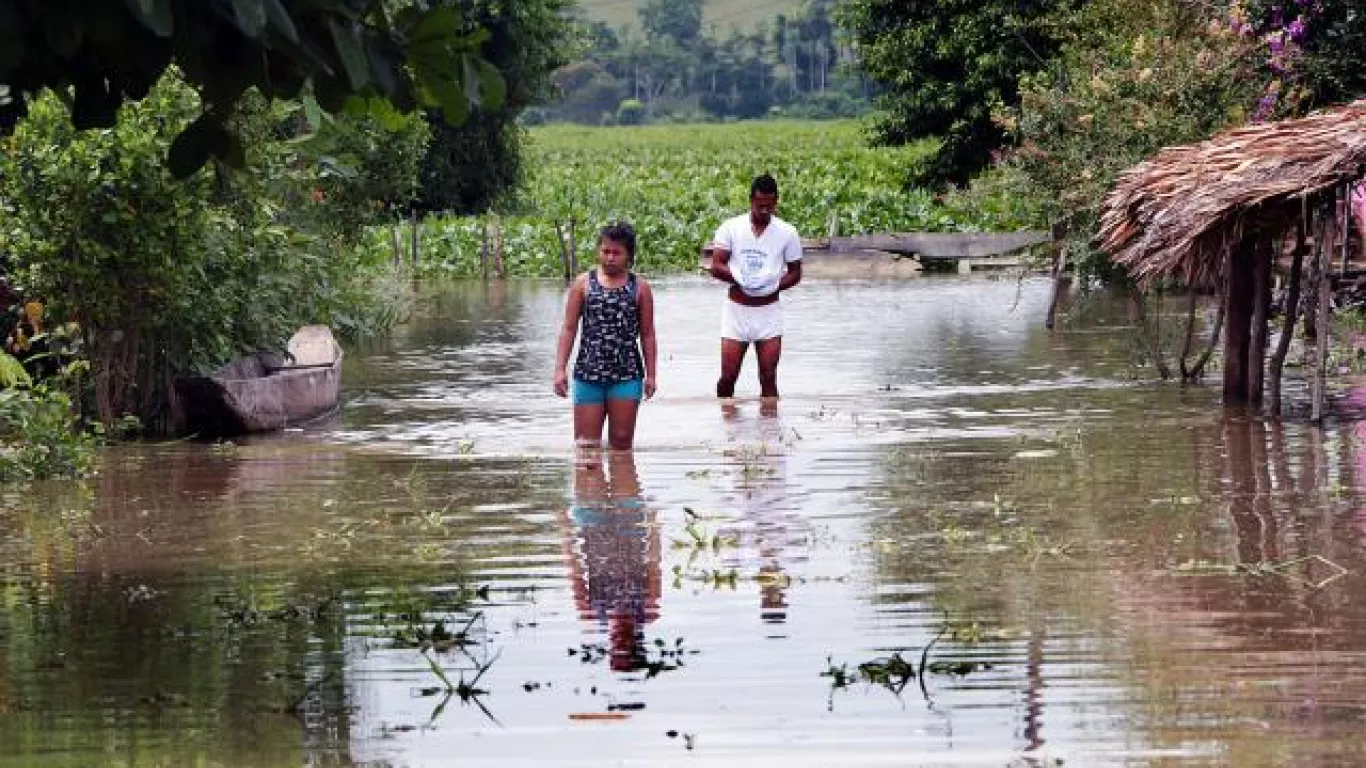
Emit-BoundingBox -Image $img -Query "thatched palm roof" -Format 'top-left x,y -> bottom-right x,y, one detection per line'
1098,100 -> 1366,286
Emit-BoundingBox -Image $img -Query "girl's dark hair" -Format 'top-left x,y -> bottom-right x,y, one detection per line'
599,221 -> 636,260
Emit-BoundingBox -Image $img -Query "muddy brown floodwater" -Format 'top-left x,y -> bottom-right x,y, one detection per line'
5,275 -> 1366,767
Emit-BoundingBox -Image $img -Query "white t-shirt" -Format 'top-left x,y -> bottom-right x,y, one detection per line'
711,214 -> 802,298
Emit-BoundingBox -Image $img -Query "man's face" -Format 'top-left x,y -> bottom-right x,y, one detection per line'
750,192 -> 778,226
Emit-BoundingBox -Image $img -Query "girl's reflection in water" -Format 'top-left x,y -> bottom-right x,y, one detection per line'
563,447 -> 661,672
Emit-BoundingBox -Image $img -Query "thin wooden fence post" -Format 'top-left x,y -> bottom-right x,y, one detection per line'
492,216 -> 506,280
568,218 -> 578,275
409,210 -> 420,265
554,220 -> 572,283
1340,182 -> 1351,275
827,208 -> 839,239
390,220 -> 404,265
480,220 -> 490,279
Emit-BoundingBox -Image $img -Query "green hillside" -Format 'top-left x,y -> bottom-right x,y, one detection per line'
577,0 -> 803,34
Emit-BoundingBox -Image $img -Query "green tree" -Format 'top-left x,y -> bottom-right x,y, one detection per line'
417,0 -> 574,213
640,0 -> 704,48
0,75 -> 415,429
1009,0 -> 1261,282
839,0 -> 1079,188
0,0 -> 506,176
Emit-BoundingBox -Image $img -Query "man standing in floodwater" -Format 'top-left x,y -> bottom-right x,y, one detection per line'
705,174 -> 803,399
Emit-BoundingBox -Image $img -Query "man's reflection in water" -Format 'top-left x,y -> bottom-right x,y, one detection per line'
722,399 -> 795,626
563,447 -> 661,672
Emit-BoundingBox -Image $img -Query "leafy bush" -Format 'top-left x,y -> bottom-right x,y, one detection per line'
0,353 -> 96,482
307,105 -> 431,231
0,73 -> 413,431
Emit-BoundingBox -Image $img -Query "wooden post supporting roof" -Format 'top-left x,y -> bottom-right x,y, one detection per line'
1223,242 -> 1254,405
1247,238 -> 1273,405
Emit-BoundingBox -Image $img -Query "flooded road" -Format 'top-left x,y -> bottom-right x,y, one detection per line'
6,276 -> 1366,766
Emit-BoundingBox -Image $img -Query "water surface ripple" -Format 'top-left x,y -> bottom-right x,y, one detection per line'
4,276 -> 1366,767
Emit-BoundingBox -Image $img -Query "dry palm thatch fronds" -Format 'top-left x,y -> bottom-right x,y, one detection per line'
1098,100 -> 1366,287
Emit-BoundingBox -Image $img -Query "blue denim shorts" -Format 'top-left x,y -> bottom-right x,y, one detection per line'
572,377 -> 644,405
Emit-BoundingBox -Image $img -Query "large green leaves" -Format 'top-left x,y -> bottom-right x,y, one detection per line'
0,1 -> 510,177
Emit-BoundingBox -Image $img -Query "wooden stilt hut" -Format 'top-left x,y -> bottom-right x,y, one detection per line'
1097,100 -> 1366,418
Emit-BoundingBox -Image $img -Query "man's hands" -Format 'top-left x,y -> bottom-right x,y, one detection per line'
645,375 -> 657,399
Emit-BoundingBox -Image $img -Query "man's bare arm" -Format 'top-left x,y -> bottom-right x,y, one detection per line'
707,245 -> 739,285
778,260 -> 802,292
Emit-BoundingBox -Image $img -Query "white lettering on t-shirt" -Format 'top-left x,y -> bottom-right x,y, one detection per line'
711,214 -> 802,297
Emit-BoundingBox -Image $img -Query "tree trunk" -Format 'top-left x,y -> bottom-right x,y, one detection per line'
1224,240 -> 1255,404
1045,247 -> 1068,332
1184,286 -> 1225,382
1129,283 -> 1172,380
1268,228 -> 1306,416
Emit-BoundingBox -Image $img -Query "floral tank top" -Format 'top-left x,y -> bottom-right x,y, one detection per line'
574,270 -> 644,384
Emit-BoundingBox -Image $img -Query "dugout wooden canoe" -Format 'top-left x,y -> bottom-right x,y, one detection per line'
174,326 -> 343,436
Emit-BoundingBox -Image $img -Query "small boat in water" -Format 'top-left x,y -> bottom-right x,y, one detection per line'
174,326 -> 343,437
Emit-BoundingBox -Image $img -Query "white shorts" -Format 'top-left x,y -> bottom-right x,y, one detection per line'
721,299 -> 783,342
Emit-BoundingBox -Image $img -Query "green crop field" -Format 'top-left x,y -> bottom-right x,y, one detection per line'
382,120 -> 1034,278
577,0 -> 801,33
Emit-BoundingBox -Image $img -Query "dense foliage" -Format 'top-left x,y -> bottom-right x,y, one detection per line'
0,74 -> 417,431
0,351 -> 96,482
838,0 -> 1080,188
0,0 -> 506,176
539,0 -> 870,125
382,120 -> 1034,277
417,0 -> 575,214
1235,0 -> 1366,117
1007,0 -> 1263,282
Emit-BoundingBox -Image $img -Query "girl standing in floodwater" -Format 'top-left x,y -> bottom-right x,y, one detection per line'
553,222 -> 657,450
